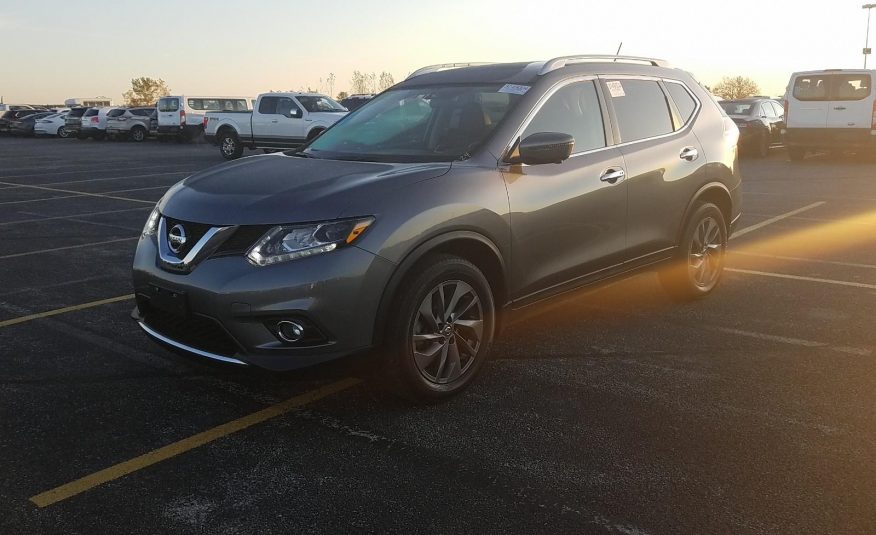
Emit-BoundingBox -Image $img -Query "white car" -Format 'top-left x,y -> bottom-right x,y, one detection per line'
79,107 -> 121,140
157,95 -> 251,140
783,69 -> 876,160
34,112 -> 71,138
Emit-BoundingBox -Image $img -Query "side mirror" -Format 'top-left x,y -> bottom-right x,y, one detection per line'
506,132 -> 575,165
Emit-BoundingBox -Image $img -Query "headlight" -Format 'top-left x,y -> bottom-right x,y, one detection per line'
142,206 -> 161,237
246,217 -> 374,266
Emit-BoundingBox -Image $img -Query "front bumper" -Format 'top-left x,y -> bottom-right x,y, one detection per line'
132,232 -> 396,370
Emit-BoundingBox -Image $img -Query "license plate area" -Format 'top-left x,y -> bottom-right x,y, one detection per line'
148,284 -> 188,317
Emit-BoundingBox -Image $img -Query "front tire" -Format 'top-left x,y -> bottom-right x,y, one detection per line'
659,203 -> 727,301
386,255 -> 496,402
57,126 -> 69,138
219,131 -> 243,160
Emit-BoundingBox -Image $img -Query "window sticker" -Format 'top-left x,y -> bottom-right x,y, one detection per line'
498,84 -> 531,95
607,81 -> 626,98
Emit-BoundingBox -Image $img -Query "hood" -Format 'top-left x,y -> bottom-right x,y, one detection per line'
159,153 -> 451,225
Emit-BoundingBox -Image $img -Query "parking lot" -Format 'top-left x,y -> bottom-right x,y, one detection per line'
1,137 -> 875,533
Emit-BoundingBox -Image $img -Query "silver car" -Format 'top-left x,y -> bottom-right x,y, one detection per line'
106,107 -> 155,141
133,55 -> 742,401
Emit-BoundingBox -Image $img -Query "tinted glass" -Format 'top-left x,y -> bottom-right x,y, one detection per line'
607,79 -> 673,142
258,96 -> 279,114
665,82 -> 698,123
833,74 -> 871,101
720,101 -> 754,116
107,109 -> 126,117
84,109 -> 99,117
306,85 -> 523,163
793,75 -> 829,101
158,97 -> 179,112
523,81 -> 605,153
132,108 -> 153,116
67,108 -> 86,118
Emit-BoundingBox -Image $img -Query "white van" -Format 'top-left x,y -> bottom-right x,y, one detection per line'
157,95 -> 252,140
784,69 -> 876,160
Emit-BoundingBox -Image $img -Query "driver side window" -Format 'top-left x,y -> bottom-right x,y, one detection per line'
523,81 -> 606,154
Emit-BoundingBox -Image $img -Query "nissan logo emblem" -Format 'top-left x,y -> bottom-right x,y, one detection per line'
168,224 -> 187,254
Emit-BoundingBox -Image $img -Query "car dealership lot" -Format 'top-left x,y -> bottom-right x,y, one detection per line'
1,138 -> 875,534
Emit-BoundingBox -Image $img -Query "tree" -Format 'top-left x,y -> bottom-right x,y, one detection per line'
378,71 -> 395,91
712,76 -> 760,100
351,71 -> 369,94
326,73 -> 336,98
123,77 -> 171,106
336,91 -> 349,101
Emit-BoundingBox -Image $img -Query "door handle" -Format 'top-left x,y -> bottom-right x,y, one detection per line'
833,106 -> 847,111
271,120 -> 278,123
679,147 -> 699,161
599,168 -> 625,184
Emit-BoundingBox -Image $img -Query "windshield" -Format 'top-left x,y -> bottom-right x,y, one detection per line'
720,101 -> 754,116
303,84 -> 524,163
296,95 -> 347,113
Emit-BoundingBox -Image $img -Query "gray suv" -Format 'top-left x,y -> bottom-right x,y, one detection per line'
132,55 -> 742,401
106,107 -> 156,141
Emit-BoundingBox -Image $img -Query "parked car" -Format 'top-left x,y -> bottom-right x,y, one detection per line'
64,107 -> 88,137
783,69 -> 875,160
106,107 -> 156,141
719,97 -> 784,157
78,107 -> 120,140
34,112 -> 71,137
204,92 -> 347,159
339,94 -> 374,111
9,111 -> 55,136
133,55 -> 741,401
0,109 -> 46,134
157,95 -> 251,141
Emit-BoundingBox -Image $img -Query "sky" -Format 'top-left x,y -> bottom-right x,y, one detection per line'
0,0 -> 873,104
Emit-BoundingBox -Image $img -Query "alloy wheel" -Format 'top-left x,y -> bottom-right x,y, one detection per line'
221,136 -> 236,157
688,216 -> 724,288
411,280 -> 483,385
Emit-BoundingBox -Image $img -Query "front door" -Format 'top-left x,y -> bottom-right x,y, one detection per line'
504,79 -> 628,302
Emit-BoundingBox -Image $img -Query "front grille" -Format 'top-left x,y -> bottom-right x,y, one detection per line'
213,225 -> 272,256
163,217 -> 212,259
142,305 -> 240,357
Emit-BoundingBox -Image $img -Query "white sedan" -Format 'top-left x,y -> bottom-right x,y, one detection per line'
34,113 -> 70,138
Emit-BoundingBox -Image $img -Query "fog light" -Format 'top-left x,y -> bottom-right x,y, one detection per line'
276,321 -> 304,343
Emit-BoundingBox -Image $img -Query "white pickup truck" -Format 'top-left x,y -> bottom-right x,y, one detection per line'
204,92 -> 348,159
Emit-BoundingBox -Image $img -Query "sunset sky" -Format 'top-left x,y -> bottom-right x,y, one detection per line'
1,0 -> 873,104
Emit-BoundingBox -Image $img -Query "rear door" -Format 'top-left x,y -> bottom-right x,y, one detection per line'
604,77 -> 705,261
158,97 -> 181,127
826,72 -> 873,129
788,74 -> 830,128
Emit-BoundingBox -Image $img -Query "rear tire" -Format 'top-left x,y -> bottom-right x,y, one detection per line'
755,132 -> 769,158
659,203 -> 727,301
219,131 -> 243,160
130,126 -> 147,142
385,255 -> 496,403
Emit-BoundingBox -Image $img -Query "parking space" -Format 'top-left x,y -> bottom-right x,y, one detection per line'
1,138 -> 875,533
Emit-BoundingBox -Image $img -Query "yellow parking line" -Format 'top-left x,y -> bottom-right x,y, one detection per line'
0,294 -> 135,328
30,378 -> 362,508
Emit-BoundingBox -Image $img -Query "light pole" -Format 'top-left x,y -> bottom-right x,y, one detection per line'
864,4 -> 876,68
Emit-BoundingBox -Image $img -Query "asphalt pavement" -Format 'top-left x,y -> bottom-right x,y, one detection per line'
1,137 -> 874,534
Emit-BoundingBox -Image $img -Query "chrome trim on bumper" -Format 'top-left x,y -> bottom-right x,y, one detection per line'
138,321 -> 248,366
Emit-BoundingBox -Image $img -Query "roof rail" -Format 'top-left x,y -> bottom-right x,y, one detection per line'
406,62 -> 493,80
539,55 -> 671,75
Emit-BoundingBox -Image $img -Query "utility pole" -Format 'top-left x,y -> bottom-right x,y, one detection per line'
864,4 -> 876,68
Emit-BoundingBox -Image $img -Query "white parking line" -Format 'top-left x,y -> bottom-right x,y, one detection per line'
0,163 -> 199,180
715,327 -> 872,356
0,181 -> 154,204
732,251 -> 876,270
0,237 -> 137,259
726,268 -> 876,290
0,185 -> 168,206
731,202 -> 826,239
0,206 -> 151,226
0,171 -> 192,190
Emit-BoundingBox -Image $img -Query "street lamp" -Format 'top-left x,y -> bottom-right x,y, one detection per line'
864,4 -> 876,68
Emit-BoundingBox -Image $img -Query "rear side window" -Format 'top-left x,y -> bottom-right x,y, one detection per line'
665,82 -> 698,124
107,109 -> 126,117
793,75 -> 829,101
84,109 -> 99,117
523,80 -> 606,153
158,98 -> 179,112
68,108 -> 86,118
132,108 -> 153,116
606,79 -> 674,143
833,74 -> 871,101
770,102 -> 784,117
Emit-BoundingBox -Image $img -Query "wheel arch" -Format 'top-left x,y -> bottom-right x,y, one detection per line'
677,182 -> 733,243
372,231 -> 508,347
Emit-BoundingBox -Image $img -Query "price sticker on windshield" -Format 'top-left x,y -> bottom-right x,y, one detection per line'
606,81 -> 625,98
498,84 -> 531,95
